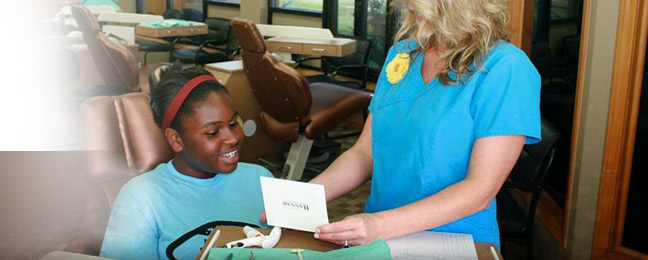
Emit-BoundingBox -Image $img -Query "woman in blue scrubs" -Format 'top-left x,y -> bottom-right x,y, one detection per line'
310,0 -> 541,248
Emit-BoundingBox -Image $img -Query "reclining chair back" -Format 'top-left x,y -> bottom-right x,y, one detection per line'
71,6 -> 140,92
230,18 -> 372,181
65,93 -> 173,255
231,18 -> 312,142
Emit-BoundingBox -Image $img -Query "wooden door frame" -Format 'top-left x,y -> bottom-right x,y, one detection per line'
508,0 -> 534,55
508,0 -> 591,249
592,0 -> 648,259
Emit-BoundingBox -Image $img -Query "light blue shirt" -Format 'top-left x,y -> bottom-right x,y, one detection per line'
100,161 -> 273,260
366,40 -> 541,248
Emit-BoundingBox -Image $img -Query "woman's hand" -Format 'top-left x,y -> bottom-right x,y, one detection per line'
260,211 -> 266,223
314,213 -> 385,246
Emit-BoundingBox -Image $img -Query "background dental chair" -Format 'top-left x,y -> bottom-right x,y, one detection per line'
171,17 -> 234,65
230,18 -> 372,181
64,93 -> 173,255
181,8 -> 203,22
71,6 -> 141,95
137,8 -> 183,65
296,37 -> 373,90
496,118 -> 561,260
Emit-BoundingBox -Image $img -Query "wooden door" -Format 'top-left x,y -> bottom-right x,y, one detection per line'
507,0 -> 534,55
592,0 -> 648,259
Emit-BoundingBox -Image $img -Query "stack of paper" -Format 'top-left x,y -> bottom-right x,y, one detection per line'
386,231 -> 478,260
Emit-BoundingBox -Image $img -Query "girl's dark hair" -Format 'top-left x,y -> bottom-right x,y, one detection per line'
150,63 -> 230,132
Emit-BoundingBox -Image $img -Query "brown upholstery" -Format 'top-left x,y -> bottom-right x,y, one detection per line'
232,20 -> 267,53
307,82 -> 371,138
231,18 -> 372,142
65,93 -> 173,255
71,6 -> 140,92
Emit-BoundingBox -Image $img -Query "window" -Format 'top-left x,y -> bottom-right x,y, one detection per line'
272,0 -> 323,13
330,0 -> 390,78
206,0 -> 240,6
366,0 -> 388,71
336,0 -> 354,36
549,0 -> 581,22
267,0 -> 391,82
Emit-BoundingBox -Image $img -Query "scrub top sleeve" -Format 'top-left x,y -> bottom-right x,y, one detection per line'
100,183 -> 159,259
470,47 -> 542,144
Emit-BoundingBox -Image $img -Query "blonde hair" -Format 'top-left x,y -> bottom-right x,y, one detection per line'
394,0 -> 509,85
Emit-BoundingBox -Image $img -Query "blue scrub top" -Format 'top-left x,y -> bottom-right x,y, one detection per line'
366,40 -> 541,248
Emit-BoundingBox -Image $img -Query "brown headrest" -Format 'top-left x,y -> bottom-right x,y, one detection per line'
71,5 -> 140,91
81,93 -> 173,184
231,18 -> 266,53
71,6 -> 101,33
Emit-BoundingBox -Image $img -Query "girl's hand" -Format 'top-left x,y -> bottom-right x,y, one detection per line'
313,213 -> 384,246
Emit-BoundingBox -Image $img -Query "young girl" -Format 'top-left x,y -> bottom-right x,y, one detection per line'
100,64 -> 273,260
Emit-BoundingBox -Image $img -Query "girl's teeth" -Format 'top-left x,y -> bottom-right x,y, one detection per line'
220,150 -> 237,158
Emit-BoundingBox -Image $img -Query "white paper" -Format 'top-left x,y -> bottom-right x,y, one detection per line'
386,231 -> 478,260
260,177 -> 328,232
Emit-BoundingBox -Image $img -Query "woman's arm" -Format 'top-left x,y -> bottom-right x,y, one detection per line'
261,115 -> 374,223
310,114 -> 374,202
315,135 -> 525,244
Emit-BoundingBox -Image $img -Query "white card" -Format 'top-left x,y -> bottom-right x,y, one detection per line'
260,177 -> 329,232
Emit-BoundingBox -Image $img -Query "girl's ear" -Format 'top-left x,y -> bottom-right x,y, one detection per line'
164,128 -> 184,153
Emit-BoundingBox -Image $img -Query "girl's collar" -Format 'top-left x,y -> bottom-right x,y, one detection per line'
166,160 -> 225,187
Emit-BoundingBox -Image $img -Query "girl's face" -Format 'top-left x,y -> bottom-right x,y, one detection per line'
175,92 -> 243,178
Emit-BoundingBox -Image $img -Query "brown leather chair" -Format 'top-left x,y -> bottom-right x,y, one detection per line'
71,6 -> 141,94
64,93 -> 173,255
230,18 -> 372,181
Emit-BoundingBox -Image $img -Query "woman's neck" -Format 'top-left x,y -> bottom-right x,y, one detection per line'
421,48 -> 446,84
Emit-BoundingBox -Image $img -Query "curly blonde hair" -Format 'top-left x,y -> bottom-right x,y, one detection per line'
394,0 -> 509,85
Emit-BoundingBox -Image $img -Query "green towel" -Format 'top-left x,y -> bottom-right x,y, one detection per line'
207,239 -> 391,260
140,19 -> 201,28
80,0 -> 120,9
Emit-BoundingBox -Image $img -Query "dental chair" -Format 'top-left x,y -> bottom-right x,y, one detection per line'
64,93 -> 173,255
230,18 -> 372,181
70,6 -> 141,95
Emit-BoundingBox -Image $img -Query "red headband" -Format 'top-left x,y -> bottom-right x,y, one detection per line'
161,75 -> 217,129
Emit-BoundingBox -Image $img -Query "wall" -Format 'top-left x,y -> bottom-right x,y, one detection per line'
205,2 -> 320,28
567,0 -> 619,258
240,0 -> 266,23
532,0 -> 621,259
117,0 -> 135,13
271,13 -> 322,28
207,4 -> 240,19
185,0 -> 202,11
206,0 -> 267,23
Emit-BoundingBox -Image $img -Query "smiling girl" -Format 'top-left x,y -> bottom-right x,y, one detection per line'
100,64 -> 273,260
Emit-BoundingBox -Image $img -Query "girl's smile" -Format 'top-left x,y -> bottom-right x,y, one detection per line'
172,91 -> 243,178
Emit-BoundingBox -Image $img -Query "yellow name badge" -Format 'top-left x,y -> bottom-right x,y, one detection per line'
386,53 -> 410,84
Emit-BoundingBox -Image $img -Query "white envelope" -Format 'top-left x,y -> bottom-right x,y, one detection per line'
260,177 -> 329,232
